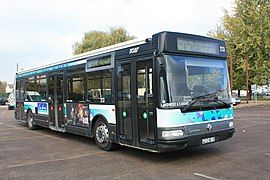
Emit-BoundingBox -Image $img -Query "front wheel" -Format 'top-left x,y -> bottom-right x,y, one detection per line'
94,118 -> 117,151
27,111 -> 38,130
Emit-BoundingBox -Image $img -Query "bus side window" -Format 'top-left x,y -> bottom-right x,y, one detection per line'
102,71 -> 112,103
25,76 -> 35,102
87,72 -> 101,103
87,70 -> 112,103
36,75 -> 47,101
67,75 -> 85,103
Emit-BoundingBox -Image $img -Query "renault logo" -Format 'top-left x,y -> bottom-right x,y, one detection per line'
206,124 -> 213,132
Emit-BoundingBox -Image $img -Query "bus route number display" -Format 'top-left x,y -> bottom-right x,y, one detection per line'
177,37 -> 220,55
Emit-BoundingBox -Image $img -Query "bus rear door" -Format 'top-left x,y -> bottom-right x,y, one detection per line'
48,73 -> 65,130
15,81 -> 26,121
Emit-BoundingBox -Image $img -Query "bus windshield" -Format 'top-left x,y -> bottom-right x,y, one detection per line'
160,55 -> 230,108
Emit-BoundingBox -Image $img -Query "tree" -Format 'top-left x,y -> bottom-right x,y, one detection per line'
0,81 -> 7,93
73,27 -> 135,55
0,81 -> 7,98
208,0 -> 270,90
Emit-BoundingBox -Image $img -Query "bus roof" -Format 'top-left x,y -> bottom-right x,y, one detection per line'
17,38 -> 147,76
16,31 -> 227,78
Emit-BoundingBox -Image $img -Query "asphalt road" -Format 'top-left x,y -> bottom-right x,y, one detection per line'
0,105 -> 269,180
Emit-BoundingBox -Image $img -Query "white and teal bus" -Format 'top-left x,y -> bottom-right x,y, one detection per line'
15,31 -> 235,152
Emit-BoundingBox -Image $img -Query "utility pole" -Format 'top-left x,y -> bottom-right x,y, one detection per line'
245,57 -> 249,103
16,62 -> 19,71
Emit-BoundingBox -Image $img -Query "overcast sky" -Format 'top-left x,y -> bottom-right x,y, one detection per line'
0,0 -> 234,83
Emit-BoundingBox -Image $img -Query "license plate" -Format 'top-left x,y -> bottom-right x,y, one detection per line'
202,137 -> 215,144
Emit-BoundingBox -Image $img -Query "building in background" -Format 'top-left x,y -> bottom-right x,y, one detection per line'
5,84 -> 14,93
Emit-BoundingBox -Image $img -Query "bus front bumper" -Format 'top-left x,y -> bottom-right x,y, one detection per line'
157,128 -> 235,152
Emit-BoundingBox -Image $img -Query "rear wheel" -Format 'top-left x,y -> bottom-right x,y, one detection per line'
94,118 -> 117,151
27,111 -> 38,130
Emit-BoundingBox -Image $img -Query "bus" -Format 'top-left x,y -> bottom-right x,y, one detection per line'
15,31 -> 235,152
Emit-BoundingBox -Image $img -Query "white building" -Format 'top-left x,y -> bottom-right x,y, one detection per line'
5,84 -> 14,93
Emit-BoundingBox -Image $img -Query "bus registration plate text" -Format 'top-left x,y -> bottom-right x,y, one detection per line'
202,137 -> 215,144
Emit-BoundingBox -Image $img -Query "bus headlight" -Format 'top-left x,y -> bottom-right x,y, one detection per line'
229,121 -> 234,128
162,129 -> 184,138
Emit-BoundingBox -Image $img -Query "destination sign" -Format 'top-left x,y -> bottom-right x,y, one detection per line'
87,55 -> 111,69
177,37 -> 220,55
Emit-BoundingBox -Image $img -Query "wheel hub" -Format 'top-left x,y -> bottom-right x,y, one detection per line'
28,114 -> 33,127
95,123 -> 109,144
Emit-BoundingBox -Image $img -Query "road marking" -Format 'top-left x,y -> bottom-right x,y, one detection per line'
0,151 -> 106,170
0,127 -> 26,131
239,118 -> 269,120
0,123 -> 23,128
235,117 -> 270,121
0,122 -> 67,142
0,135 -> 44,142
0,128 -> 17,131
194,173 -> 219,180
112,173 -> 133,180
266,153 -> 270,156
0,109 -> 8,116
240,122 -> 270,129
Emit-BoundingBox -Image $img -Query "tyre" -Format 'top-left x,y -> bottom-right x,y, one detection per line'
27,111 -> 38,130
94,118 -> 117,151
8,106 -> 14,110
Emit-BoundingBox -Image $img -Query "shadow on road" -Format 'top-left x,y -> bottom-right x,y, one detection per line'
114,144 -> 225,163
19,123 -> 226,163
1,107 -> 236,165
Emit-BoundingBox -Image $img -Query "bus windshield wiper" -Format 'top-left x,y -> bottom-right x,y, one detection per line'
181,97 -> 203,113
181,93 -> 230,113
181,92 -> 218,112
201,91 -> 231,107
193,89 -> 227,100
212,98 -> 231,107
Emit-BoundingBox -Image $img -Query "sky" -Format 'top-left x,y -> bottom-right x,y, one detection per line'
0,0 -> 234,83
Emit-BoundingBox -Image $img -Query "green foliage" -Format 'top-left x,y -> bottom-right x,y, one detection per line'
73,27 -> 135,55
0,93 -> 8,99
0,81 -> 8,98
208,0 -> 270,88
0,81 -> 7,93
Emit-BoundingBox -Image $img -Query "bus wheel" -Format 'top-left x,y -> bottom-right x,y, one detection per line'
94,118 -> 116,151
27,111 -> 38,130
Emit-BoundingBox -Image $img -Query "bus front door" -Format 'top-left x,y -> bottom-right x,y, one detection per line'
117,59 -> 155,148
48,74 -> 65,130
